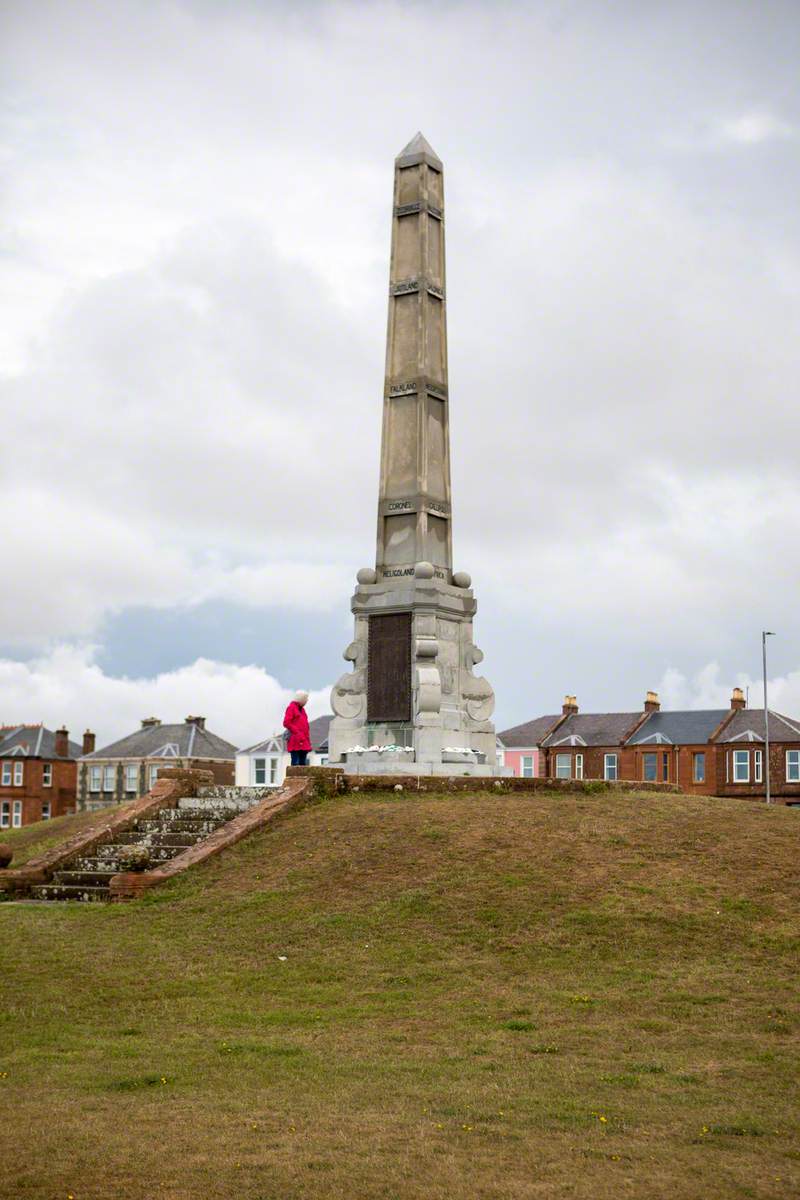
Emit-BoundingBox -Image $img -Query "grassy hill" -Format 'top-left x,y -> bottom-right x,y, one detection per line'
1,787 -> 798,1199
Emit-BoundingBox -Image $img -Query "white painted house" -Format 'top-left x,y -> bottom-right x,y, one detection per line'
235,715 -> 332,788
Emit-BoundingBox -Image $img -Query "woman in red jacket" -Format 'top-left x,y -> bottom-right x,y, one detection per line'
283,690 -> 311,766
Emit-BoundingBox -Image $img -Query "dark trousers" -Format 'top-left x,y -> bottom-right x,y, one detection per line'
290,750 -> 309,766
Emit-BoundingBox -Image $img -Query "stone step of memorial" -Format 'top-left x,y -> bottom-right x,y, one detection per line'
29,783 -> 270,902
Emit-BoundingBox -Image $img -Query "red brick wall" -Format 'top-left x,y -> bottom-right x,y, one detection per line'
715,742 -> 800,802
0,758 -> 77,827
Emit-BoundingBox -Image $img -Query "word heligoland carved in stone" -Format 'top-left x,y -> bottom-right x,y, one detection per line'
329,134 -> 503,776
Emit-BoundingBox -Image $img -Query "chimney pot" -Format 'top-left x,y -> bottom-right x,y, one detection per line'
644,690 -> 661,713
141,717 -> 161,728
562,695 -> 579,716
731,687 -> 746,711
185,715 -> 206,729
54,726 -> 69,758
82,729 -> 96,756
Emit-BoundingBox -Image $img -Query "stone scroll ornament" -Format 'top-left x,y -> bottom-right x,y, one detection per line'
462,641 -> 496,722
331,638 -> 368,720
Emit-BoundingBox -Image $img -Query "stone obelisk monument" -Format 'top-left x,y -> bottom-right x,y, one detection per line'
328,134 -> 501,775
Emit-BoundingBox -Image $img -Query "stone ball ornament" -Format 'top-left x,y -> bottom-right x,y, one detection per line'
414,561 -> 435,579
356,567 -> 378,585
452,571 -> 472,589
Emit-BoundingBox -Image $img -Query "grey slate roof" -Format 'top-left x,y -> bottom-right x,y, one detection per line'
498,715 -> 562,748
308,715 -> 333,753
0,725 -> 82,759
627,710 -> 728,746
715,709 -> 800,743
543,712 -> 644,748
85,721 -> 237,761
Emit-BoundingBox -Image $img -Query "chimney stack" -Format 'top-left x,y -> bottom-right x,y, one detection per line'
644,690 -> 660,713
54,726 -> 69,758
730,687 -> 746,711
185,715 -> 206,730
82,729 -> 96,755
562,695 -> 579,716
141,717 -> 161,728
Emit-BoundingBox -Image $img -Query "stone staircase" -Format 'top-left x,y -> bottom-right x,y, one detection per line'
30,786 -> 271,902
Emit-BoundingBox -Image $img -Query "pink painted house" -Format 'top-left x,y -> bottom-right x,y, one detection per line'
498,712 -> 565,777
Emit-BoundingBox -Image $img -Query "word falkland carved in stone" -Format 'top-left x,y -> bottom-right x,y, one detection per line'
329,133 -> 504,776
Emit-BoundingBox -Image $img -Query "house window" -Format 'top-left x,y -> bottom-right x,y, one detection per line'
41,801 -> 51,820
787,750 -> 800,783
604,754 -> 618,781
693,752 -> 705,783
270,757 -> 278,784
89,765 -> 102,792
103,765 -> 116,793
148,766 -> 159,789
521,754 -> 535,778
125,764 -> 139,792
0,801 -> 8,827
12,800 -> 22,828
643,753 -> 657,782
575,753 -> 584,780
1,762 -> 11,786
555,753 -> 571,779
13,762 -> 23,786
42,763 -> 53,787
662,752 -> 669,782
754,750 -> 763,784
254,758 -> 267,785
733,750 -> 750,783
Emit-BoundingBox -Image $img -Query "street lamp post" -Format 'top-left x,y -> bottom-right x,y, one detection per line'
762,630 -> 775,805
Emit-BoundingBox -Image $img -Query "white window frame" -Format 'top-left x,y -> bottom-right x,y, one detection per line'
148,765 -> 159,789
0,801 -> 9,827
89,765 -> 102,792
13,761 -> 23,787
575,753 -> 584,781
1,762 -> 10,786
604,753 -> 618,781
103,765 -> 116,793
253,757 -> 267,785
125,764 -> 139,793
555,753 -> 571,779
754,749 -> 763,784
786,750 -> 800,783
42,763 -> 52,787
693,752 -> 705,784
12,800 -> 22,828
41,800 -> 51,820
733,750 -> 750,783
521,754 -> 535,778
269,757 -> 279,784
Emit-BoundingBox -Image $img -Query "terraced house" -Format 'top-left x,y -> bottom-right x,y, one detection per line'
501,689 -> 800,802
0,724 -> 88,827
78,716 -> 237,811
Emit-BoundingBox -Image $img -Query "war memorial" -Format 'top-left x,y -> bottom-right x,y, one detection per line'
328,134 -> 507,776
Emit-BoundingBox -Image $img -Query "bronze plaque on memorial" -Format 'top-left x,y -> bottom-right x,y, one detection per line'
367,613 -> 412,722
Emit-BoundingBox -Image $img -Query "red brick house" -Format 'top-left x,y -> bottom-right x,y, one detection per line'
713,707 -> 800,803
497,713 -> 562,777
0,725 -> 89,828
504,688 -> 800,803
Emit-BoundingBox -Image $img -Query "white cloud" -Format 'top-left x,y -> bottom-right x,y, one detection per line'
716,110 -> 796,146
656,661 -> 800,717
0,644 -> 332,749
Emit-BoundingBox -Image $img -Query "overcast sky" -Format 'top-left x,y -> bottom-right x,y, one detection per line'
2,0 -> 799,747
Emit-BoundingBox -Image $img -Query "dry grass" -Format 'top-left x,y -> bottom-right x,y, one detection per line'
0,801 -> 139,867
1,788 -> 798,1199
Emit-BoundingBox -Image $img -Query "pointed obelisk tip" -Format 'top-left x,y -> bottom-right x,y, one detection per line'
396,131 -> 442,166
